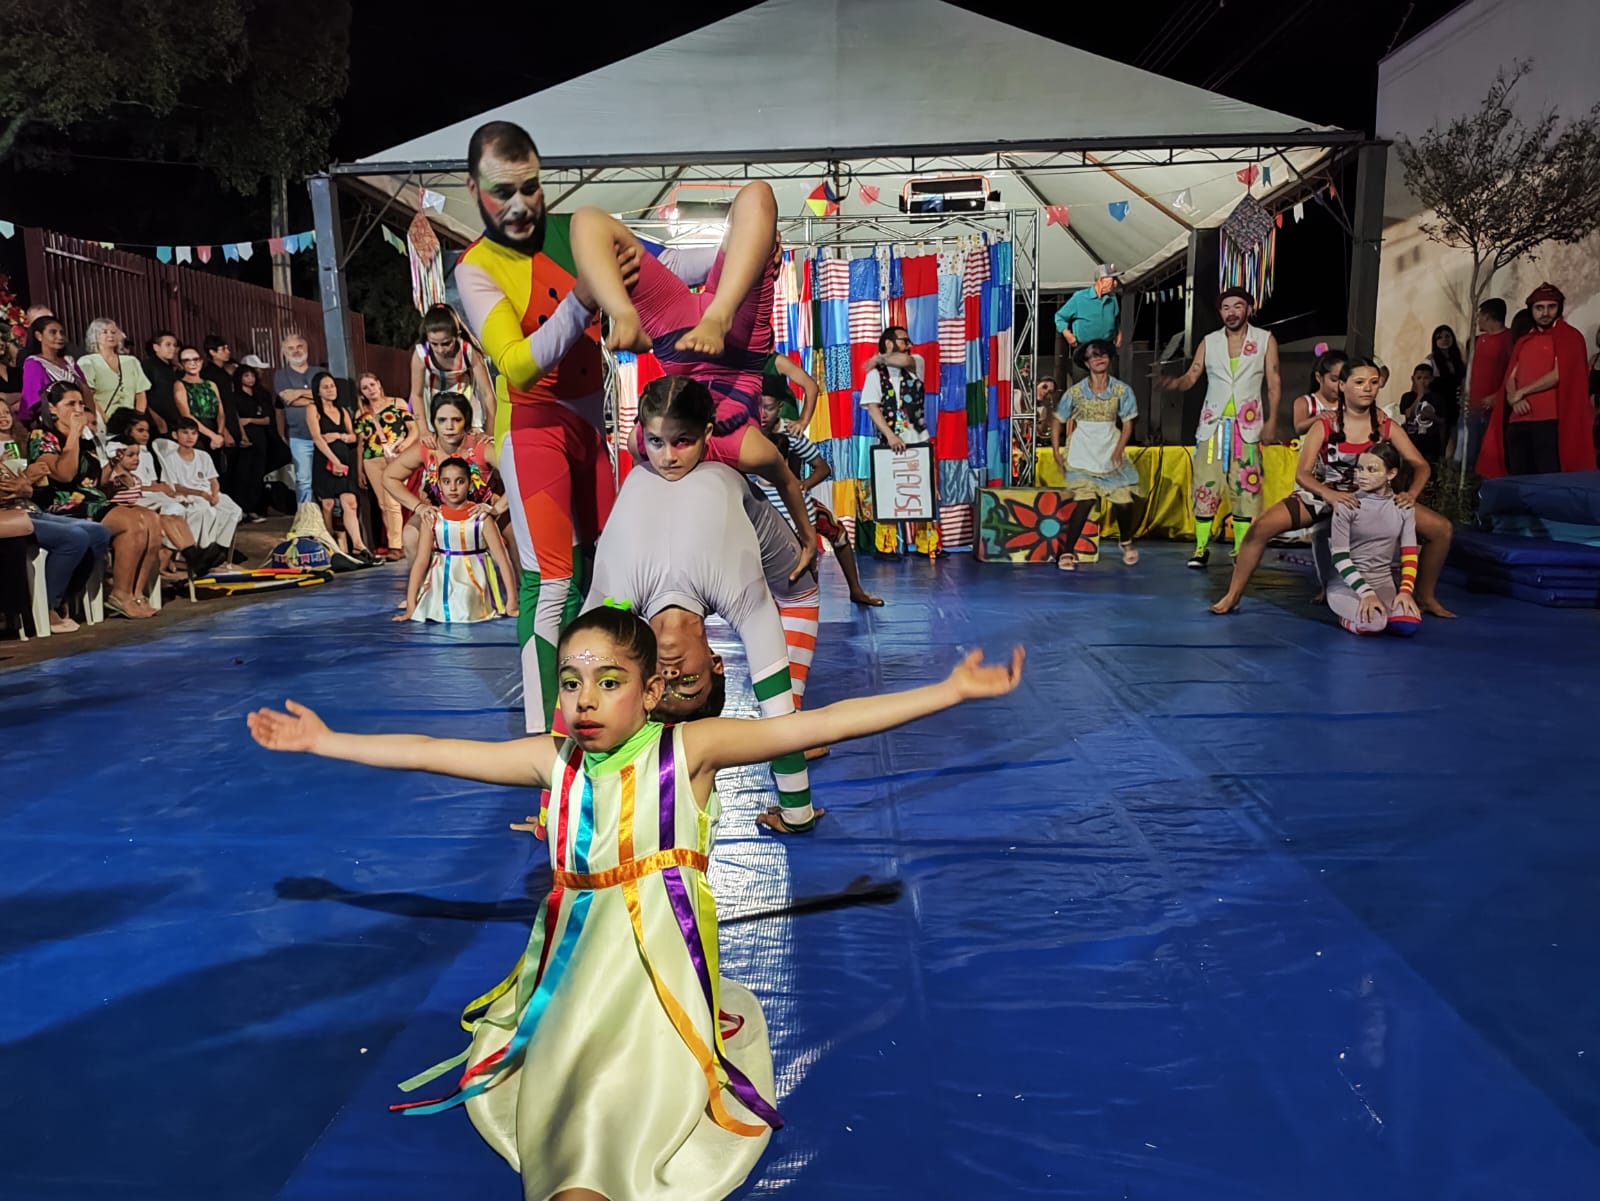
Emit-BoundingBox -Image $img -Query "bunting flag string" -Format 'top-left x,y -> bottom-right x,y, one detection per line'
0,215 -> 338,269
1044,205 -> 1070,228
1107,201 -> 1130,222
857,184 -> 881,206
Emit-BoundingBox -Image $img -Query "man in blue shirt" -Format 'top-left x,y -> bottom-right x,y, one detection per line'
1052,264 -> 1121,390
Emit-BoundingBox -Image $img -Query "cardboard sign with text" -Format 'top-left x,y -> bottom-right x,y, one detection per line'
870,443 -> 937,523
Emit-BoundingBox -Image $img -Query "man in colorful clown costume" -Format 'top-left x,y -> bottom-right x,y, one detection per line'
1158,287 -> 1281,568
456,121 -> 637,732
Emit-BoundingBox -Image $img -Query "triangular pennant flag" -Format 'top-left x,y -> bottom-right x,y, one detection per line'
420,188 -> 446,213
285,233 -> 303,253
1108,201 -> 1130,222
1293,202 -> 1305,223
858,183 -> 880,205
1262,166 -> 1273,186
222,243 -> 240,263
235,241 -> 254,261
197,245 -> 212,263
98,241 -> 115,250
1274,213 -> 1284,228
1045,204 -> 1070,227
1236,164 -> 1261,188
175,246 -> 192,264
306,230 -> 316,247
0,221 -> 16,239
1172,189 -> 1194,213
381,227 -> 408,255
156,246 -> 173,263
268,236 -> 286,255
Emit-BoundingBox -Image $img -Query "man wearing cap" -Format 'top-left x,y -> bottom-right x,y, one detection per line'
1052,265 -> 1122,391
1477,282 -> 1595,477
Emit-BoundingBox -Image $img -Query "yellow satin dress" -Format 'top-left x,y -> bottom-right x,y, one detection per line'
397,722 -> 778,1200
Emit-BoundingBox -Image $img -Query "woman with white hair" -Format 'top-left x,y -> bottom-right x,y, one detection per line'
78,318 -> 152,427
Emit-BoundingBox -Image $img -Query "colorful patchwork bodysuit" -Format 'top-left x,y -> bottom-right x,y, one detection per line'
456,214 -> 614,733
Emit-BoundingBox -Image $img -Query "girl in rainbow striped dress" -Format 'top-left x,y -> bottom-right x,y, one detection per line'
396,457 -> 517,624
249,604 -> 1024,1201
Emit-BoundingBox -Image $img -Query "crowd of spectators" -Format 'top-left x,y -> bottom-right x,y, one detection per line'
0,303 -> 431,637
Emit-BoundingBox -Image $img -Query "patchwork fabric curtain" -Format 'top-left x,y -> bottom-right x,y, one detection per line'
772,238 -> 1012,552
614,237 -> 1015,553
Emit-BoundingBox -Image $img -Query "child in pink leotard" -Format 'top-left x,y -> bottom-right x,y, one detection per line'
569,182 -> 817,558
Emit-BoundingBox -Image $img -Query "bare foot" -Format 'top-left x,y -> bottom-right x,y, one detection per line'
675,307 -> 733,357
757,805 -> 826,834
850,591 -> 885,607
1209,595 -> 1241,615
804,746 -> 831,761
604,307 -> 653,354
1419,597 -> 1457,618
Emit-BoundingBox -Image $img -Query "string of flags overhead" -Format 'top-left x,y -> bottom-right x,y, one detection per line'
0,215 -> 321,264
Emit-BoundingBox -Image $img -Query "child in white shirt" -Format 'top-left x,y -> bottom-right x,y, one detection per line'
103,436 -> 204,578
165,418 -> 243,557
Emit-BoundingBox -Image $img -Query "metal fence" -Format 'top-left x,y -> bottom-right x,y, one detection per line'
23,228 -> 413,395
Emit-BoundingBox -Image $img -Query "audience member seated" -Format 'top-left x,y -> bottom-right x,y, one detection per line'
4,397 -> 109,633
102,423 -> 210,580
155,418 -> 244,568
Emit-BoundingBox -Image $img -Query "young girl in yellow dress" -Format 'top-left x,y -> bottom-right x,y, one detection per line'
249,604 -> 1024,1201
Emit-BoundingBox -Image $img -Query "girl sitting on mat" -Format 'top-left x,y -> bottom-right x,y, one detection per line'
1209,357 -> 1454,616
1325,441 -> 1422,636
248,604 -> 1024,1201
396,457 -> 517,625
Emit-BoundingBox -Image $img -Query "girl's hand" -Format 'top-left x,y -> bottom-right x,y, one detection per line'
1394,491 -> 1417,510
789,539 -> 817,583
1053,448 -> 1066,474
504,597 -> 520,618
222,431 -> 237,447
886,433 -> 907,453
946,646 -> 1025,700
1392,592 -> 1421,619
1111,448 -> 1126,470
469,502 -> 494,519
1358,593 -> 1387,625
415,503 -> 438,525
419,433 -> 439,451
392,606 -> 414,622
247,699 -> 329,753
1329,490 -> 1361,509
208,433 -> 224,450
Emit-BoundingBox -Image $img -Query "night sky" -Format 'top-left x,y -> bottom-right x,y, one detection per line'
2,0 -> 1463,337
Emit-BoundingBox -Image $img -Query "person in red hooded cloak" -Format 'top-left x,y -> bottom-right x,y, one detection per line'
1477,282 -> 1596,477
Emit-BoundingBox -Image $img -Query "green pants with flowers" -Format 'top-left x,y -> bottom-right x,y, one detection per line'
1192,419 -> 1264,521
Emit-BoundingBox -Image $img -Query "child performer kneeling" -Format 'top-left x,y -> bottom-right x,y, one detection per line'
249,605 -> 1024,1201
396,457 -> 518,624
1326,442 -> 1422,637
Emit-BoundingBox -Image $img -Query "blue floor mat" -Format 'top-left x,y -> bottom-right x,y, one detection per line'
3,552 -> 1599,1200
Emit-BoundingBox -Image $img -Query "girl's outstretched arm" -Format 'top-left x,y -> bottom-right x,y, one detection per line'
248,700 -> 557,788
684,646 -> 1025,776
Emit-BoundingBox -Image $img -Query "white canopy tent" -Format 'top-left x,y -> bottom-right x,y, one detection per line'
311,0 -> 1383,374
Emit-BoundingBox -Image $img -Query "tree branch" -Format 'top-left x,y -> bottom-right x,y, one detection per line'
0,108 -> 33,161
